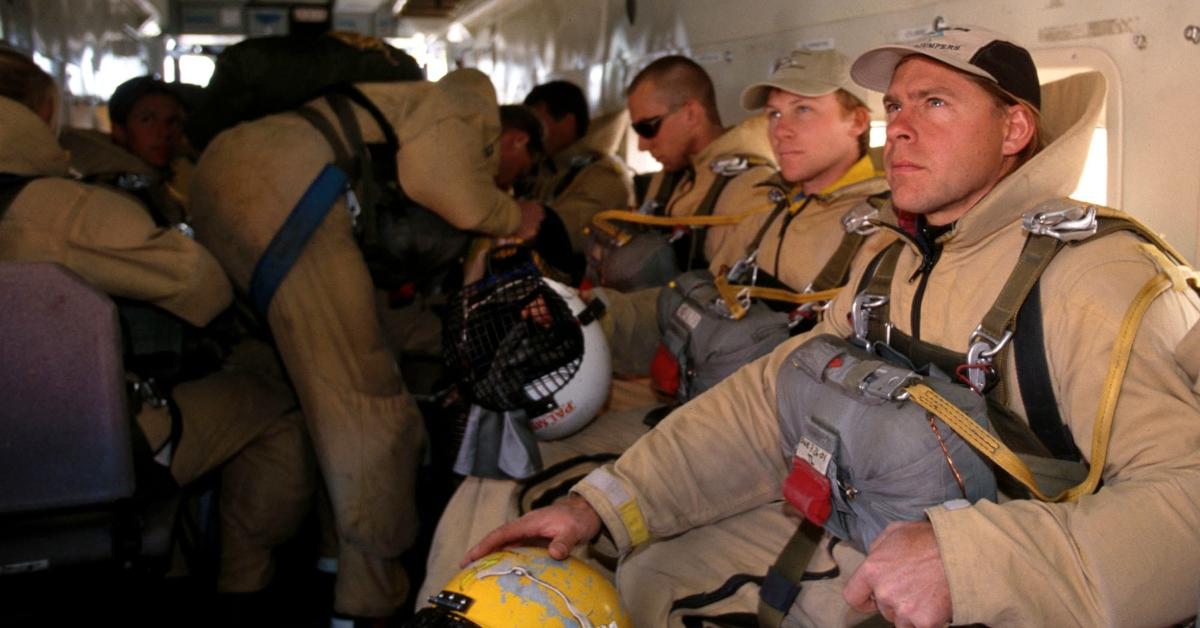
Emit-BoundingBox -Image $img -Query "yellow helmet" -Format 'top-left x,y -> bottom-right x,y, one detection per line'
408,547 -> 630,627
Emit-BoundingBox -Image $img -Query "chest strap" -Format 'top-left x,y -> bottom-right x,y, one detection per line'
248,163 -> 348,316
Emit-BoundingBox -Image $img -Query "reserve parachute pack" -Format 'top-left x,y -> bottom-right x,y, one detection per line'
755,198 -> 1200,626
583,155 -> 772,292
653,188 -> 887,402
185,31 -> 423,151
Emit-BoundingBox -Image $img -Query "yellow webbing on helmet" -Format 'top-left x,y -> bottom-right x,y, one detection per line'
905,267 -> 1176,502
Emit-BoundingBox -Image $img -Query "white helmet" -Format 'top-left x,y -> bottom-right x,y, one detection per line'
444,261 -> 611,441
524,278 -> 611,440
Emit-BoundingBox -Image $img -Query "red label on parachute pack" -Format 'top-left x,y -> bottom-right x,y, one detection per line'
783,454 -> 832,526
650,342 -> 680,397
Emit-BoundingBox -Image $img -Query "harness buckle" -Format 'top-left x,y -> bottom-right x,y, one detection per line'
345,187 -> 362,229
851,293 -> 888,344
710,156 -> 751,177
842,203 -> 881,236
965,326 -> 1014,391
725,251 -> 759,283
858,364 -> 920,401
1022,205 -> 1097,242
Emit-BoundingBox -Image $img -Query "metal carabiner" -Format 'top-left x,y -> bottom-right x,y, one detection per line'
964,326 -> 1014,391
725,250 -> 759,283
851,293 -> 888,343
1022,205 -> 1098,242
345,186 -> 362,230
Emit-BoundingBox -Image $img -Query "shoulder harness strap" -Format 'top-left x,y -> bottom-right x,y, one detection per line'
551,151 -> 600,199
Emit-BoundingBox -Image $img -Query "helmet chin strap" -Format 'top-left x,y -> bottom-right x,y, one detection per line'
474,565 -> 594,628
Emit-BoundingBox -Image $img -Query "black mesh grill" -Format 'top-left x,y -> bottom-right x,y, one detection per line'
444,263 -> 583,412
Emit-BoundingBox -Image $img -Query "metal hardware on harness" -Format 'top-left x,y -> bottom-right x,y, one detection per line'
115,173 -> 154,191
725,251 -> 759,284
842,203 -> 881,236
132,377 -> 169,409
636,197 -> 661,215
858,365 -> 919,401
965,326 -> 1014,391
345,187 -> 362,229
1022,205 -> 1098,242
851,293 -> 888,343
793,282 -> 831,321
173,222 -> 195,240
767,187 -> 787,205
710,156 -> 752,177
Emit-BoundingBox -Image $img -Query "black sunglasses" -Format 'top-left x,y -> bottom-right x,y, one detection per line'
631,104 -> 682,139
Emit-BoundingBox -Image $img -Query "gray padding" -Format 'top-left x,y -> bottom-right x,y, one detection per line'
775,334 -> 997,552
585,228 -> 679,292
0,262 -> 134,513
658,269 -> 790,400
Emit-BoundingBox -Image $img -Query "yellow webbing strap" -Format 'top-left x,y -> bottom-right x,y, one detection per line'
709,274 -> 842,321
906,270 -> 1173,502
591,201 -> 776,235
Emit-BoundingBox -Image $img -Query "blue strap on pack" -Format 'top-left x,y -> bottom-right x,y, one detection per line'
248,163 -> 348,316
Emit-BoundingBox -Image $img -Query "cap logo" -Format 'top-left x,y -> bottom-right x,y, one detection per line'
915,41 -> 962,51
773,55 -> 809,72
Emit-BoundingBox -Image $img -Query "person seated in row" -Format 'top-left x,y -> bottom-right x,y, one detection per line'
0,48 -> 314,617
60,76 -> 190,227
468,25 -> 1200,627
416,47 -> 887,606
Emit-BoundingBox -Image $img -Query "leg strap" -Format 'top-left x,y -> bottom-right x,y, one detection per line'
249,164 -> 348,316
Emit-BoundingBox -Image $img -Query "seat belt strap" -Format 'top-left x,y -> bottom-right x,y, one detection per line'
757,521 -> 823,627
249,164 -> 348,316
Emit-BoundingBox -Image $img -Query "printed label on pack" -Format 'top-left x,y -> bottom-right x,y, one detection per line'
796,436 -> 831,476
675,303 -> 702,330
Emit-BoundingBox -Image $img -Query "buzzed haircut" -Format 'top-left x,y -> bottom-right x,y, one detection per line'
499,104 -> 546,158
0,48 -> 56,117
627,55 -> 721,126
524,80 -> 590,139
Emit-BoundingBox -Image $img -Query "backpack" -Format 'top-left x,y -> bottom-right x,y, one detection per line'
185,31 -> 424,151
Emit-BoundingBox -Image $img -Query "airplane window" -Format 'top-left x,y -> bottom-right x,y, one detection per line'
176,54 -> 216,86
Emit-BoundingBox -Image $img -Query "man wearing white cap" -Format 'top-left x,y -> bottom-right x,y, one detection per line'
467,26 -> 1200,627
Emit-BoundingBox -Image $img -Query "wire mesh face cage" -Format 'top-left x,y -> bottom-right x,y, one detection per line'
444,263 -> 584,413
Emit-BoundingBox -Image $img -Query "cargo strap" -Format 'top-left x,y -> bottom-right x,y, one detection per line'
248,163 -> 348,315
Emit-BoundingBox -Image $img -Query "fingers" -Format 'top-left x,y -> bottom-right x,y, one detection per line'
464,519 -> 532,566
843,562 -> 878,614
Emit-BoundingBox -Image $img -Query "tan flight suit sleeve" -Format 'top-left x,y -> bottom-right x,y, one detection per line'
550,160 -> 632,252
927,235 -> 1200,627
396,117 -> 521,237
0,178 -> 231,327
572,331 -> 815,553
593,286 -> 661,377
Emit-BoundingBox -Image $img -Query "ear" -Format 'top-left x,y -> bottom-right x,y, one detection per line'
111,123 -> 128,147
846,106 -> 870,138
1000,104 -> 1036,157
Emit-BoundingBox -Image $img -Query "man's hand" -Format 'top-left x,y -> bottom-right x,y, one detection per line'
515,200 -> 546,241
464,494 -> 602,566
843,521 -> 952,628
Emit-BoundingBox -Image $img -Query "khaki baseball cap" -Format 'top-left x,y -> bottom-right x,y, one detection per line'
741,49 -> 852,110
850,25 -> 1040,109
